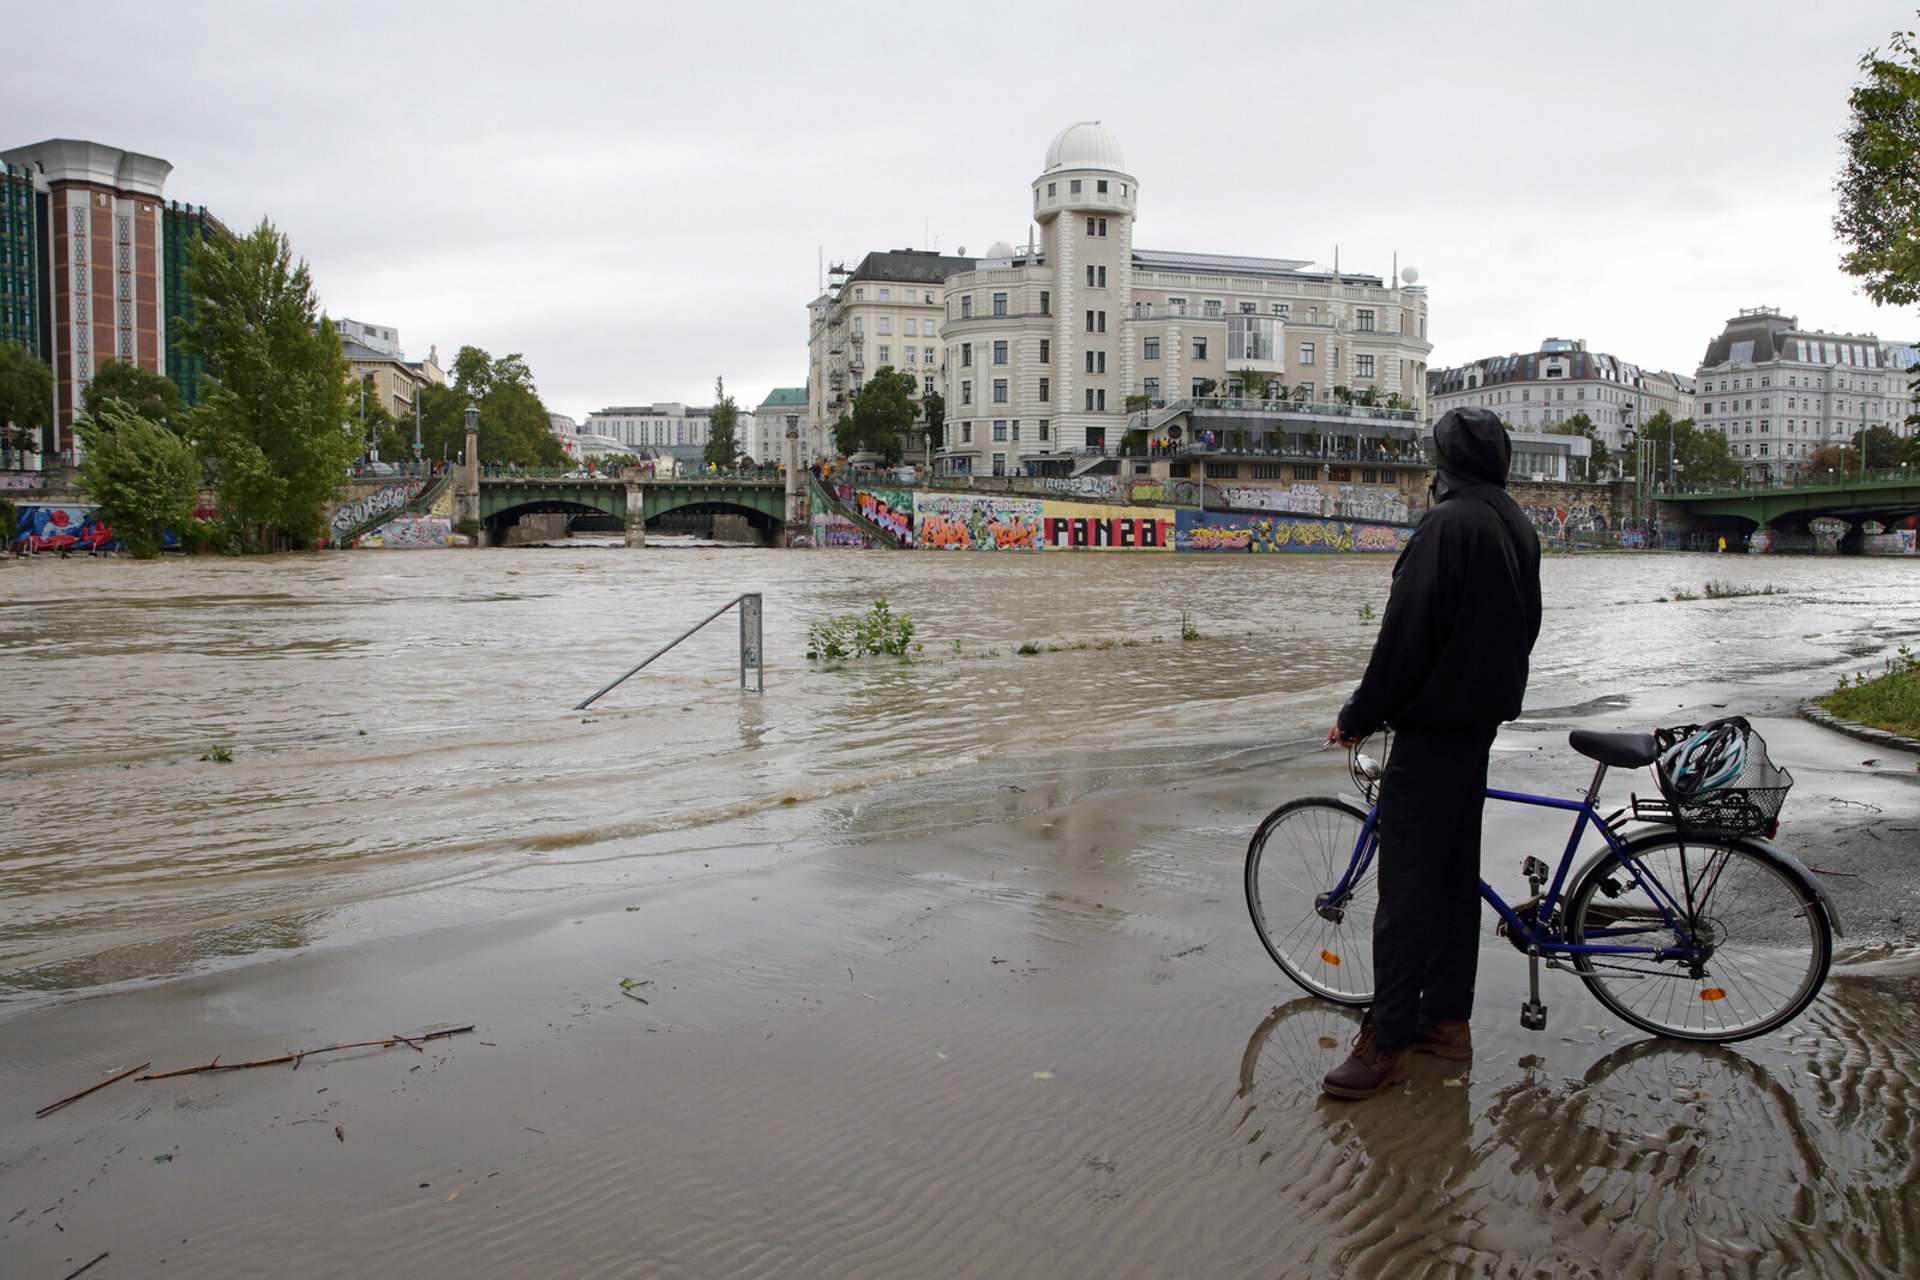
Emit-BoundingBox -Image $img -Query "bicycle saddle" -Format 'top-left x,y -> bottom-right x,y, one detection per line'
1568,729 -> 1659,768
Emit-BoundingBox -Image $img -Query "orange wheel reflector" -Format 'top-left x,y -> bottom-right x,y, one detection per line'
1320,950 -> 1342,966
1700,987 -> 1727,1001
1317,1036 -> 1339,1050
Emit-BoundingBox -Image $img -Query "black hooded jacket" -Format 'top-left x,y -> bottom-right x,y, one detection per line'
1337,408 -> 1542,737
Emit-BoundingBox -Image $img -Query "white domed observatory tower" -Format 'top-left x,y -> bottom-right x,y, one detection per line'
1034,122 -> 1137,454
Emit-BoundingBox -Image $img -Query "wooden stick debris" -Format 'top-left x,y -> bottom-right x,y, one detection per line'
36,1062 -> 151,1118
63,1251 -> 109,1280
137,1026 -> 474,1082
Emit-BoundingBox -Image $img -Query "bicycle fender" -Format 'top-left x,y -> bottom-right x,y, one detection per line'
1613,828 -> 1845,939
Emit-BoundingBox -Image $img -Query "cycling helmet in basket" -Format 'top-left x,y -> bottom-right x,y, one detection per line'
1659,721 -> 1747,798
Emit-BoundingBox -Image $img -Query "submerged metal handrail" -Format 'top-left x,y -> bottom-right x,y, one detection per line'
574,592 -> 763,709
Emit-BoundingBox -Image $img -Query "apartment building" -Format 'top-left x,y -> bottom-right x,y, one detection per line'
1428,338 -> 1694,458
1694,307 -> 1913,479
338,319 -> 446,422
931,122 -> 1434,476
806,249 -> 972,462
750,387 -> 807,465
584,402 -> 715,471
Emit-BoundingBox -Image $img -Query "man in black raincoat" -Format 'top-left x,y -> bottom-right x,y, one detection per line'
1322,406 -> 1542,1099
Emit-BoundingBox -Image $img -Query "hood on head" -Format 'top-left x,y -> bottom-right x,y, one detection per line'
1432,407 -> 1511,487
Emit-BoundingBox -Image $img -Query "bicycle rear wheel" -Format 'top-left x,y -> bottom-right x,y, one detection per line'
1245,796 -> 1377,1005
1565,832 -> 1831,1042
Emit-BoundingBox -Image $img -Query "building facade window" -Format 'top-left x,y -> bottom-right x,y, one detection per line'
1356,309 -> 1375,332
993,292 -> 1008,317
993,379 -> 1008,403
961,380 -> 972,405
1039,339 -> 1050,363
993,340 -> 1008,364
1143,376 -> 1159,399
1144,337 -> 1160,360
1192,336 -> 1208,360
961,343 -> 972,367
1039,290 -> 1050,315
1355,354 -> 1375,378
1300,342 -> 1315,365
1038,376 -> 1050,402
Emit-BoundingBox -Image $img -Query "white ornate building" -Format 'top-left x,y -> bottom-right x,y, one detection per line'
803,122 -> 1437,477
1694,307 -> 1914,480
931,122 -> 1434,476
1428,338 -> 1694,459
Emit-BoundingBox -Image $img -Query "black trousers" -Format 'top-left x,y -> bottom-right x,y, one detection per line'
1369,725 -> 1497,1051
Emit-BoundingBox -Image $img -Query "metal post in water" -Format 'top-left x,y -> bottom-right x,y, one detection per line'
739,592 -> 762,691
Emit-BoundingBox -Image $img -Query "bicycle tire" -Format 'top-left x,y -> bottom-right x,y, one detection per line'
1565,830 -> 1832,1042
1245,796 -> 1377,1005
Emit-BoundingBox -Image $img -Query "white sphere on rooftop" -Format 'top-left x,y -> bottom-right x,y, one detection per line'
1044,121 -> 1126,174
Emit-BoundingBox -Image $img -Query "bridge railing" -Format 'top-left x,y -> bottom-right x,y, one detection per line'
1659,465 -> 1918,498
482,467 -> 783,482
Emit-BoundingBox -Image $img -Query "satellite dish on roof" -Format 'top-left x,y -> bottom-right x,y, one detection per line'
1400,266 -> 1420,285
957,246 -> 966,256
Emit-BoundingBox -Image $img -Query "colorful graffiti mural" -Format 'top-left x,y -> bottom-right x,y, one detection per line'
328,481 -> 425,542
914,492 -> 1043,551
855,487 -> 915,545
1040,501 -> 1172,550
11,505 -> 115,554
1174,510 -> 1410,554
1,472 -> 48,491
360,515 -> 453,549
811,512 -> 876,548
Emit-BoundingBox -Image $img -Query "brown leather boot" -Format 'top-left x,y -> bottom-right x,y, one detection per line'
1321,1023 -> 1407,1099
1409,1019 -> 1472,1061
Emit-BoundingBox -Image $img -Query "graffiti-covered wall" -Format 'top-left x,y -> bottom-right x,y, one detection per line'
1039,502 -> 1172,551
1175,510 -> 1410,553
327,481 -> 426,543
914,492 -> 1042,550
854,487 -> 915,546
11,505 -> 114,553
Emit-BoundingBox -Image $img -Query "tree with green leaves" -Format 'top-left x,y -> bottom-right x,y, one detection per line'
1544,411 -> 1612,478
1835,19 -> 1920,309
82,358 -> 186,429
1634,411 -> 1740,487
446,347 -> 567,468
832,366 -> 916,463
177,219 -> 355,547
0,341 -> 52,463
76,401 -> 201,557
704,377 -> 740,470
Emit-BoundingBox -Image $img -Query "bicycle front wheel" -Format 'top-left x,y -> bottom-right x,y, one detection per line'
1245,796 -> 1377,1005
1565,832 -> 1832,1042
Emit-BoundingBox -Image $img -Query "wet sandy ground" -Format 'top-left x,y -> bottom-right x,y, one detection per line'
2,715 -> 1916,1278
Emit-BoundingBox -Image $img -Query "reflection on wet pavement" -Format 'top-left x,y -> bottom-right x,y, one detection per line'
1236,982 -> 1920,1276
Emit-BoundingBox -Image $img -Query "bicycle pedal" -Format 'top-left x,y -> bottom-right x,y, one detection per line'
1520,1000 -> 1547,1031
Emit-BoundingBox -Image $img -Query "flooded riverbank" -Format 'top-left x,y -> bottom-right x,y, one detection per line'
3,548 -> 1917,1003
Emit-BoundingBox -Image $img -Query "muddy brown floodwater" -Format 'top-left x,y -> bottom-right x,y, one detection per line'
1,547 -> 1916,1275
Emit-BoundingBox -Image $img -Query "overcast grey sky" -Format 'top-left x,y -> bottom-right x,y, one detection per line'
5,1 -> 1913,418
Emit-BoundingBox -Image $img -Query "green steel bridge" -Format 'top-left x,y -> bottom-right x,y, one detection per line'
1653,467 -> 1920,552
478,474 -> 787,545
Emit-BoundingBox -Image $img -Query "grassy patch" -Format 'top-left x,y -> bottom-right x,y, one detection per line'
1820,645 -> 1920,738
1703,580 -> 1788,599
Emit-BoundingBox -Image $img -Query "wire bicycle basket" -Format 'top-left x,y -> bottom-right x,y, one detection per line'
1635,716 -> 1793,839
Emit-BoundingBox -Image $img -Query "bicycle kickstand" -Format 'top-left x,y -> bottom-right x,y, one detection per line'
1521,947 -> 1548,1031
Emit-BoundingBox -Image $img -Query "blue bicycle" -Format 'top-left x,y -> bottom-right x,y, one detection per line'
1244,724 -> 1842,1042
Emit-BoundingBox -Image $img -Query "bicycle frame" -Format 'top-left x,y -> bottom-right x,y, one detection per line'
1316,770 -> 1704,963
